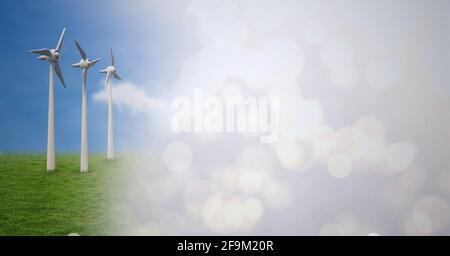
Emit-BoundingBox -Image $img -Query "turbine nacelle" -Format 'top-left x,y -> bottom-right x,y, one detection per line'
100,65 -> 116,74
72,58 -> 100,69
100,49 -> 122,82
105,66 -> 116,73
72,40 -> 100,70
53,50 -> 60,60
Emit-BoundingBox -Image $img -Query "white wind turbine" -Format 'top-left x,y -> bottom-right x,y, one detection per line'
29,28 -> 67,171
100,49 -> 121,160
72,41 -> 100,172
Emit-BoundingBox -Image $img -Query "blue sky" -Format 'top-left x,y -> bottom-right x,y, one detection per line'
0,0 -> 185,152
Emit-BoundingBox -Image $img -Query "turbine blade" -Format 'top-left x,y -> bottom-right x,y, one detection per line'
90,58 -> 101,65
53,61 -> 66,87
112,71 -> 121,80
99,69 -> 108,73
56,27 -> 66,52
105,72 -> 112,86
110,48 -> 115,66
29,48 -> 51,56
72,63 -> 81,68
74,40 -> 87,60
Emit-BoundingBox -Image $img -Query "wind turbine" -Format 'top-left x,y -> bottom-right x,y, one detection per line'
72,40 -> 100,172
100,49 -> 121,160
29,28 -> 67,172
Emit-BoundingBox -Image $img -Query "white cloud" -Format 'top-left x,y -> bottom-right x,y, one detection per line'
93,81 -> 167,115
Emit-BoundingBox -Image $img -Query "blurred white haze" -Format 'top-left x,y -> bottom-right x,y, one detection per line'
93,0 -> 449,235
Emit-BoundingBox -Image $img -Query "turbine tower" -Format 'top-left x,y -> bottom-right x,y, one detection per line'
72,41 -> 100,172
100,49 -> 121,160
29,28 -> 67,172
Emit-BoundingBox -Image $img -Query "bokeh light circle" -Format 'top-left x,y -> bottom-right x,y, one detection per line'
385,142 -> 416,171
327,154 -> 352,178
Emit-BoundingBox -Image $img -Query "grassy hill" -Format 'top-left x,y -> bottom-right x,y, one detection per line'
0,154 -> 127,235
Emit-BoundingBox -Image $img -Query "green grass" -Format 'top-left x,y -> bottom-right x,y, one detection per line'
0,154 -> 128,236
